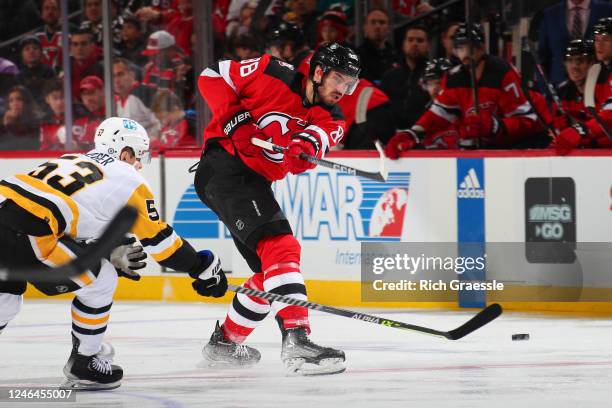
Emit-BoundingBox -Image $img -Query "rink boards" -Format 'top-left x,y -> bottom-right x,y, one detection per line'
1,149 -> 610,314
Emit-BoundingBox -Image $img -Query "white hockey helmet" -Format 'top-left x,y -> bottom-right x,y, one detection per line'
94,117 -> 151,164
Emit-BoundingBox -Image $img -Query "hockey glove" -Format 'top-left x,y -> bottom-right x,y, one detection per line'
464,111 -> 499,142
283,136 -> 318,175
384,129 -> 420,159
219,107 -> 266,157
190,250 -> 228,298
552,123 -> 586,155
110,236 -> 147,281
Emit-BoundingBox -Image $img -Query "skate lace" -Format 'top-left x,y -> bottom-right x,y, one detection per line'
232,344 -> 250,358
91,356 -> 112,375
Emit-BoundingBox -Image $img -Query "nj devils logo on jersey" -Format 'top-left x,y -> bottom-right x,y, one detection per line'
256,112 -> 308,163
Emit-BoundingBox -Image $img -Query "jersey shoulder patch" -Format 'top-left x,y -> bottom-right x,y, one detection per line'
264,57 -> 302,92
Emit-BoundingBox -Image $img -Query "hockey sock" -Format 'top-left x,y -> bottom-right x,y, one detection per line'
71,297 -> 112,356
223,272 -> 271,343
258,234 -> 310,332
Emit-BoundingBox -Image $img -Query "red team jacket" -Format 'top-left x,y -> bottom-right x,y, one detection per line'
198,54 -> 345,181
584,62 -> 612,147
416,55 -> 540,147
557,80 -> 589,123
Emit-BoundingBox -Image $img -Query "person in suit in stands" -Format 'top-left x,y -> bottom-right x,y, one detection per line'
538,0 -> 612,85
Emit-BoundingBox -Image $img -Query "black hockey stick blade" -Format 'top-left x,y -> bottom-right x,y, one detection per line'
0,205 -> 138,282
445,303 -> 503,340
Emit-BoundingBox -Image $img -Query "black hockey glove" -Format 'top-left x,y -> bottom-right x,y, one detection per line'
110,236 -> 147,281
189,250 -> 228,298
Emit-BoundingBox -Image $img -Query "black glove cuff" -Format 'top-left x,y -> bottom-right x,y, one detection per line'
223,110 -> 252,137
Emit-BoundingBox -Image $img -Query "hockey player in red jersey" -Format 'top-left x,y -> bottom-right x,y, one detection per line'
195,43 -> 360,375
384,23 -> 540,157
554,17 -> 612,153
553,39 -> 594,132
385,57 -> 457,157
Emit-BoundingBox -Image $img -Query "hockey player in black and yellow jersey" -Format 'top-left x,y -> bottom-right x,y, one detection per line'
0,117 -> 227,390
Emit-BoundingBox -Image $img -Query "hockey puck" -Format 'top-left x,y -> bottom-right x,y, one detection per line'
512,333 -> 530,341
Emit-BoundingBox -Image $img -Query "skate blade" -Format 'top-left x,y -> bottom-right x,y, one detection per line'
59,378 -> 121,391
284,357 -> 346,376
198,353 -> 260,369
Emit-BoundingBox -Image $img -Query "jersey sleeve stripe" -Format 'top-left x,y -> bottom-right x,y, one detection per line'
139,225 -> 175,247
0,180 -> 66,235
304,124 -> 330,154
201,67 -> 221,78
219,60 -> 237,93
430,103 -> 460,123
151,236 -> 183,262
143,228 -> 181,256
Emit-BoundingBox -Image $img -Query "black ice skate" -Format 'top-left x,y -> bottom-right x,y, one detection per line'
201,321 -> 261,368
60,334 -> 123,391
280,326 -> 346,376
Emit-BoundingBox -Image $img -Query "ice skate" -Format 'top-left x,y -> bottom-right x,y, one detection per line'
280,327 -> 346,376
59,334 -> 123,390
201,321 -> 261,368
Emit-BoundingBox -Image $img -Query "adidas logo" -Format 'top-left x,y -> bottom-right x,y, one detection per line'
457,168 -> 484,199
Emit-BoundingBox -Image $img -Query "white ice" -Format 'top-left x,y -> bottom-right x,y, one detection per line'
1,300 -> 611,408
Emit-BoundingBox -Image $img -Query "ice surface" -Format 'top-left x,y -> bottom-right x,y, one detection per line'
1,300 -> 611,408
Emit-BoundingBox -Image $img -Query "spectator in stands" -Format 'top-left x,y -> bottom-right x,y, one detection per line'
537,0 -> 612,84
553,39 -> 594,133
0,86 -> 39,150
16,36 -> 56,109
39,79 -> 67,151
230,33 -> 262,60
226,1 -> 257,41
141,30 -> 189,94
73,76 -> 104,149
150,90 -> 194,148
79,0 -> 124,47
265,22 -> 311,67
164,0 -> 194,57
36,0 -> 64,72
380,25 -> 431,130
69,28 -> 103,100
113,58 -> 161,138
283,0 -> 321,47
355,9 -> 398,84
117,15 -> 148,68
0,59 -> 20,114
315,9 -> 349,49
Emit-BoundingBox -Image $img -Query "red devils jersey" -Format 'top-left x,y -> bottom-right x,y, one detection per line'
198,54 -> 345,181
557,80 -> 588,122
39,115 -> 66,151
416,55 -> 540,147
583,62 -> 612,146
35,29 -> 62,71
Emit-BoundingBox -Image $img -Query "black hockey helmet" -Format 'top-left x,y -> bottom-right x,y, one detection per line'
593,17 -> 612,36
423,58 -> 452,81
564,39 -> 593,60
309,42 -> 361,79
452,23 -> 485,48
266,22 -> 306,49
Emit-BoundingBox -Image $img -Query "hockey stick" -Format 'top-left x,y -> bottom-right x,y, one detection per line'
520,38 -> 557,138
584,63 -> 612,140
228,284 -> 502,340
251,138 -> 388,182
0,206 -> 138,282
